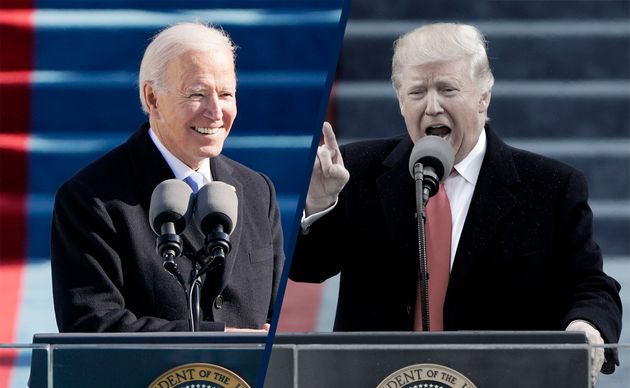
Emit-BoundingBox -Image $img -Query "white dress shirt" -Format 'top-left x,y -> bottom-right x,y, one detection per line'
443,129 -> 486,268
149,127 -> 212,183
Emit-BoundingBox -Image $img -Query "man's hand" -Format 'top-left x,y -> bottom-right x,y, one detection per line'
305,122 -> 350,216
225,323 -> 270,333
566,320 -> 605,387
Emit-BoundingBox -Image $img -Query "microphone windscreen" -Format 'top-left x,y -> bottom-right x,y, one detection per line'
195,181 -> 238,235
149,179 -> 194,235
408,135 -> 455,181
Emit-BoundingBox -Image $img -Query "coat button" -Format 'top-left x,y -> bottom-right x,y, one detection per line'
214,295 -> 224,309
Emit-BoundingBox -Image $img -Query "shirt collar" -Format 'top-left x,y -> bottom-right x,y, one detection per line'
148,127 -> 211,182
451,127 -> 486,185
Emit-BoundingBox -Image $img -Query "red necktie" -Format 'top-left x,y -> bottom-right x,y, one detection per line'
414,183 -> 452,331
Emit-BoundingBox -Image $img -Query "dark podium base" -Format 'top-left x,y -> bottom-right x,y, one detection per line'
30,333 -> 267,388
265,331 -> 590,388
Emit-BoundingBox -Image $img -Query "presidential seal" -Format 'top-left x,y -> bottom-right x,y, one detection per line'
148,363 -> 250,388
377,363 -> 477,388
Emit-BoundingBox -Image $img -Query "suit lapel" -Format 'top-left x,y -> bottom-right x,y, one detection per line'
375,137 -> 419,269
450,127 -> 521,284
127,123 -> 175,200
209,155 -> 242,293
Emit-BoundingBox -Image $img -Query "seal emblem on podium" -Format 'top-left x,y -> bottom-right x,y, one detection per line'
377,363 -> 477,388
148,363 -> 250,388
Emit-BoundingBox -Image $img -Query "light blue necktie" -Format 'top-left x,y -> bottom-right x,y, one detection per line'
184,171 -> 205,193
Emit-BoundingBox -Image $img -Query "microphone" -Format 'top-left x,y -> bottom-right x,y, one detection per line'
149,179 -> 194,273
186,181 -> 237,332
408,135 -> 455,331
194,181 -> 238,265
408,135 -> 455,204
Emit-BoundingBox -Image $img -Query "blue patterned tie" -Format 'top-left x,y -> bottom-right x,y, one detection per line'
184,171 -> 205,193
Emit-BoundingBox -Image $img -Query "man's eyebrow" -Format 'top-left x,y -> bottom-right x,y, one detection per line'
405,80 -> 427,88
186,85 -> 206,92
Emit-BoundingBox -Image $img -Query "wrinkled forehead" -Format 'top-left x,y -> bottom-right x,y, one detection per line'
399,58 -> 474,85
164,49 -> 236,86
168,48 -> 234,70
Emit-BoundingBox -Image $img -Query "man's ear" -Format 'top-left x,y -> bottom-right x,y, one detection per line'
143,82 -> 159,112
478,90 -> 491,113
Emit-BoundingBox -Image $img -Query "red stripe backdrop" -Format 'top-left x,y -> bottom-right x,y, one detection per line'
0,2 -> 34,387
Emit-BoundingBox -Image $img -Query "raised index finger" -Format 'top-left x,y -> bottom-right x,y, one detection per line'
322,121 -> 341,154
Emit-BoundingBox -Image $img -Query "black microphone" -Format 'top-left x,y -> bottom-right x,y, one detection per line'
408,135 -> 455,204
194,181 -> 238,266
149,179 -> 194,274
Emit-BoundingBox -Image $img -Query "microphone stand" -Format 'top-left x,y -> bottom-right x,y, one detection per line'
188,252 -> 209,333
413,162 -> 431,331
187,225 -> 231,332
156,223 -> 191,329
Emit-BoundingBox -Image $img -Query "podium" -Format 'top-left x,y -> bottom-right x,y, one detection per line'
264,332 -> 590,387
29,333 -> 268,388
28,331 -> 591,387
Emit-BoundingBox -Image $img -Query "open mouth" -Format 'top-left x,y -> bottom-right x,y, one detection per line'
192,126 -> 221,135
425,124 -> 451,138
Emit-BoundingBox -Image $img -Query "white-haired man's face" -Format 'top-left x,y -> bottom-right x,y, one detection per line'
396,58 -> 490,164
145,48 -> 237,169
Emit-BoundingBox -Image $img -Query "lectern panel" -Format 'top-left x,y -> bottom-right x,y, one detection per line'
30,333 -> 267,388
264,332 -> 590,388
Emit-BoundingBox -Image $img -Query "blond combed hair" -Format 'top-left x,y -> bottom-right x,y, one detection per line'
391,23 -> 494,94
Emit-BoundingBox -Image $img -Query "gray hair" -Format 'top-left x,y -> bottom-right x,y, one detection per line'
138,22 -> 237,113
391,23 -> 494,93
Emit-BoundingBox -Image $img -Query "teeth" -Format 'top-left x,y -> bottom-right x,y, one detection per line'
426,124 -> 451,138
193,127 -> 220,135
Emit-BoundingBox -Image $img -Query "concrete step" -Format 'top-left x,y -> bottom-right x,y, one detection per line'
33,0 -> 342,9
340,20 -> 629,81
592,215 -> 630,257
334,80 -> 630,139
506,140 -> 630,200
349,0 -> 629,20
24,8 -> 342,72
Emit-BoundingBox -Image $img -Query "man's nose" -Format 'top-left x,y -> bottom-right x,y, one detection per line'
203,94 -> 223,120
425,91 -> 444,116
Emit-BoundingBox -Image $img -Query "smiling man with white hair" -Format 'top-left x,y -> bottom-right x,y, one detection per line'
51,22 -> 284,333
290,23 -> 621,385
